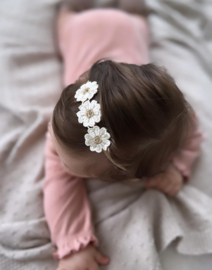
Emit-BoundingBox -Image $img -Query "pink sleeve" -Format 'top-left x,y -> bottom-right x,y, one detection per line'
43,130 -> 98,260
171,112 -> 204,181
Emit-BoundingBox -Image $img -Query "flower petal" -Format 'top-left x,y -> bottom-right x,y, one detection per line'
85,134 -> 93,141
96,144 -> 102,153
85,140 -> 91,147
99,127 -> 106,136
79,116 -> 87,123
93,115 -> 101,123
76,111 -> 82,117
90,145 -> 96,152
88,128 -> 95,138
93,126 -> 100,136
102,132 -> 110,139
88,118 -> 95,127
83,120 -> 89,127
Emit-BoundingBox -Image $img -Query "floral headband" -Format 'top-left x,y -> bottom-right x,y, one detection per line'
74,81 -> 111,153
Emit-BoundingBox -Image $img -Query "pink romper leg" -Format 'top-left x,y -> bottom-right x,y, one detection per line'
58,9 -> 149,85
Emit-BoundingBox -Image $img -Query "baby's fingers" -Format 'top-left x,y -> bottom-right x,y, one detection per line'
168,183 -> 182,196
95,251 -> 109,265
164,186 -> 178,196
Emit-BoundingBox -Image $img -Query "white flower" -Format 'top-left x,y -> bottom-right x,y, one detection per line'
75,81 -> 98,102
85,126 -> 111,153
74,80 -> 111,153
76,100 -> 101,127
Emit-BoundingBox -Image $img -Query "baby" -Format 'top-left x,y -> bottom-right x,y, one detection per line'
43,7 -> 203,270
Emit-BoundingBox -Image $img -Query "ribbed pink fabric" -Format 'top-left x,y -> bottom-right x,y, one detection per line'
43,9 -> 203,259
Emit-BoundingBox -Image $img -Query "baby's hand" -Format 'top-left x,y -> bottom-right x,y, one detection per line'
56,244 -> 109,270
145,164 -> 183,196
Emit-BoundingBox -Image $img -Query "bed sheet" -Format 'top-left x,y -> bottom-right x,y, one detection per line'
0,0 -> 212,269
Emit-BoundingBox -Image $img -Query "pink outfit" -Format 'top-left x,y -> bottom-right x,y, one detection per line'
43,9 -> 203,259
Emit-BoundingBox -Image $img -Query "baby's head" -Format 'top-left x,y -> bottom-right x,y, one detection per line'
51,60 -> 192,181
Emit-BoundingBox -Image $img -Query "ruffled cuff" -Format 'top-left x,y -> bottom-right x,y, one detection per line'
53,233 -> 99,260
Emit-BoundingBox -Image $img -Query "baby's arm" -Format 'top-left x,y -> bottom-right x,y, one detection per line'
43,130 -> 98,260
146,111 -> 204,196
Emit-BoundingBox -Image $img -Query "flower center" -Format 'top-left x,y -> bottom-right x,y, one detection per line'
86,109 -> 94,118
83,88 -> 89,94
94,136 -> 102,144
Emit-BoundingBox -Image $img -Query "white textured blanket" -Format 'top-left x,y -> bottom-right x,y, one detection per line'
0,0 -> 212,270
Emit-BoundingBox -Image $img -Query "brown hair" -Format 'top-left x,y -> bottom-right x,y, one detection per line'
52,60 -> 192,181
